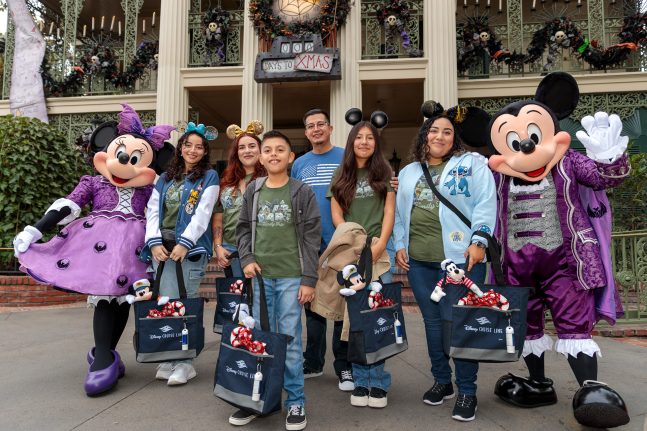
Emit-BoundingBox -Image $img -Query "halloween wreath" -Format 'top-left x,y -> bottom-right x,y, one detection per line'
375,0 -> 423,57
249,0 -> 351,45
41,41 -> 159,97
524,16 -> 637,71
202,6 -> 231,65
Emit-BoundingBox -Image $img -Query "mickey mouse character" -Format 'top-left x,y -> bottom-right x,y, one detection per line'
13,104 -> 174,396
337,264 -> 367,296
486,73 -> 630,428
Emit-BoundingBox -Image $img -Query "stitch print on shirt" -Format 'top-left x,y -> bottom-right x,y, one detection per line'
257,199 -> 292,227
444,165 -> 472,197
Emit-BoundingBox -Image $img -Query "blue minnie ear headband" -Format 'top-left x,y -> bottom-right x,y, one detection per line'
177,121 -> 219,141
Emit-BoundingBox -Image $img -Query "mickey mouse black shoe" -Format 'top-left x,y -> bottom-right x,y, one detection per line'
572,380 -> 629,428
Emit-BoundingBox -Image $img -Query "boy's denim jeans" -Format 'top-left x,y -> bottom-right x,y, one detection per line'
351,271 -> 394,392
252,276 -> 305,408
407,259 -> 486,396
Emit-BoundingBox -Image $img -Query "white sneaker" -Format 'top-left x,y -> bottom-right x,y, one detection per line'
167,363 -> 197,386
338,369 -> 355,392
155,362 -> 173,380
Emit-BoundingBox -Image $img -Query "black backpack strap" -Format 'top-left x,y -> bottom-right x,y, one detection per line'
355,235 -> 373,284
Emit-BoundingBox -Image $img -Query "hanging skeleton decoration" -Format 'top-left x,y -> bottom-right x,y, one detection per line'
202,8 -> 230,66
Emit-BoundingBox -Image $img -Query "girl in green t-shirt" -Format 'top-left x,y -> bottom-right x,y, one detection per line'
329,120 -> 396,409
212,122 -> 266,276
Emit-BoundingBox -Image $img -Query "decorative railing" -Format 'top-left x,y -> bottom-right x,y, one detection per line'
1,0 -> 158,99
612,230 -> 647,321
360,0 -> 424,60
457,0 -> 647,79
188,0 -> 244,67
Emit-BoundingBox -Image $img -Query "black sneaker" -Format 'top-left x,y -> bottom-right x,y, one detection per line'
338,369 -> 355,391
228,409 -> 257,426
350,386 -> 370,407
423,381 -> 455,405
368,387 -> 388,408
303,365 -> 323,379
285,405 -> 307,431
452,394 -> 477,422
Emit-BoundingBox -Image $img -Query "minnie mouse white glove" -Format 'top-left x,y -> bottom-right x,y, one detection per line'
576,112 -> 628,163
13,225 -> 42,256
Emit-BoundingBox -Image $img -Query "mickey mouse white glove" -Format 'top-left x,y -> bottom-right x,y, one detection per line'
13,225 -> 43,257
575,112 -> 628,163
339,288 -> 357,297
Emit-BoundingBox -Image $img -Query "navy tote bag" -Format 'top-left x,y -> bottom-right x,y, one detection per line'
214,274 -> 289,416
213,252 -> 249,334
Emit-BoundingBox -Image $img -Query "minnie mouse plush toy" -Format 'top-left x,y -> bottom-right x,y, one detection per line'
13,104 -> 174,396
484,73 -> 630,428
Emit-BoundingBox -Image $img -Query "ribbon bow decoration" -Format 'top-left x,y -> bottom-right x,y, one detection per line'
177,121 -> 218,140
117,104 -> 175,151
226,120 -> 265,140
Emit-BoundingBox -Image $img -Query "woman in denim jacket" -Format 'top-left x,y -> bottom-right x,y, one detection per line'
143,124 -> 219,386
393,101 -> 495,422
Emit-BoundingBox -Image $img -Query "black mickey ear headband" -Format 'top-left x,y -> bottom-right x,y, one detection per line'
344,108 -> 389,129
89,121 -> 175,175
421,100 -> 491,148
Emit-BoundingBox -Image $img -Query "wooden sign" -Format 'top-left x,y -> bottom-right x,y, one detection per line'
254,34 -> 341,83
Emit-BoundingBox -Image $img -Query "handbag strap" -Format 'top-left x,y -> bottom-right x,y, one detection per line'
255,273 -> 271,332
223,251 -> 240,278
152,259 -> 188,299
356,235 -> 374,285
421,162 -> 471,229
421,162 -> 506,286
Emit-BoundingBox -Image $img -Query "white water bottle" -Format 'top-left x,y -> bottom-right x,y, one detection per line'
394,313 -> 403,345
505,325 -> 515,354
181,321 -> 189,351
252,368 -> 263,402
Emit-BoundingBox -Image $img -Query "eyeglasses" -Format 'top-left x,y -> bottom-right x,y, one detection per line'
305,121 -> 329,131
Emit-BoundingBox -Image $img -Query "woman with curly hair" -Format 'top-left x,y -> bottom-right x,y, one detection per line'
212,122 -> 265,276
393,101 -> 496,422
143,125 -> 219,386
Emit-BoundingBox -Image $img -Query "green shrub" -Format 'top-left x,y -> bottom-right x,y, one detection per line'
0,115 -> 89,269
608,152 -> 647,232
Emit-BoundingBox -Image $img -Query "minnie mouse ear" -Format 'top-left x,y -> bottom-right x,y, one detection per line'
370,111 -> 389,129
89,121 -> 118,154
421,100 -> 445,119
535,72 -> 579,120
345,108 -> 363,126
456,107 -> 491,148
154,141 -> 176,175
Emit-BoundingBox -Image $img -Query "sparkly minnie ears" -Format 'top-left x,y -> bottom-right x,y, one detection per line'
226,120 -> 265,140
176,121 -> 219,141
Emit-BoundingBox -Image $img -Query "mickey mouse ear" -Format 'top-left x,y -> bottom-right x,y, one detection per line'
89,121 -> 119,154
154,141 -> 176,175
345,108 -> 363,126
370,111 -> 389,129
421,100 -> 445,119
204,126 -> 218,141
535,72 -> 579,120
456,107 -> 491,148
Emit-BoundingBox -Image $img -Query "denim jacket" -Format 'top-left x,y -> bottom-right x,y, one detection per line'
142,169 -> 219,261
393,152 -> 496,264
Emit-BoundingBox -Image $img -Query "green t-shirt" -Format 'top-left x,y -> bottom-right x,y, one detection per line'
254,182 -> 301,278
327,167 -> 393,238
409,161 -> 447,262
162,178 -> 185,230
215,173 -> 253,245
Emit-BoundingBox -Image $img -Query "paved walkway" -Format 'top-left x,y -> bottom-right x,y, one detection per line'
1,303 -> 646,431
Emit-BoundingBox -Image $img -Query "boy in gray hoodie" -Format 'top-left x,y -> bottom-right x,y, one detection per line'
232,130 -> 321,431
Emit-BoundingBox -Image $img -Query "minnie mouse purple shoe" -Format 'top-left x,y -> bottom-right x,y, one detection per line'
87,348 -> 125,378
84,350 -> 121,396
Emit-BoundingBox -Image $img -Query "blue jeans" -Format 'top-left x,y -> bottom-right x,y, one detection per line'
352,271 -> 393,392
152,254 -> 207,299
222,243 -> 243,278
407,258 -> 486,396
252,277 -> 305,408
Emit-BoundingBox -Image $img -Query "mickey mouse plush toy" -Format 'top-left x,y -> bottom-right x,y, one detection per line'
486,73 -> 630,428
14,104 -> 174,396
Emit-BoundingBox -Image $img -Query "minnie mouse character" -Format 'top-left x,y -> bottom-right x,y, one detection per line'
13,104 -> 174,396
485,73 -> 630,428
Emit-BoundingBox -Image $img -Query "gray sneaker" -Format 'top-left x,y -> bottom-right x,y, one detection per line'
229,409 -> 257,426
285,405 -> 307,431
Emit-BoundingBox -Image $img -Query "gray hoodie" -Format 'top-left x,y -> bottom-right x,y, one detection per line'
236,177 -> 321,288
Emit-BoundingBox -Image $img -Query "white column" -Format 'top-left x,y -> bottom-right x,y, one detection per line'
330,2 -> 362,148
424,0 -> 458,106
241,0 -> 273,129
156,0 -> 189,139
